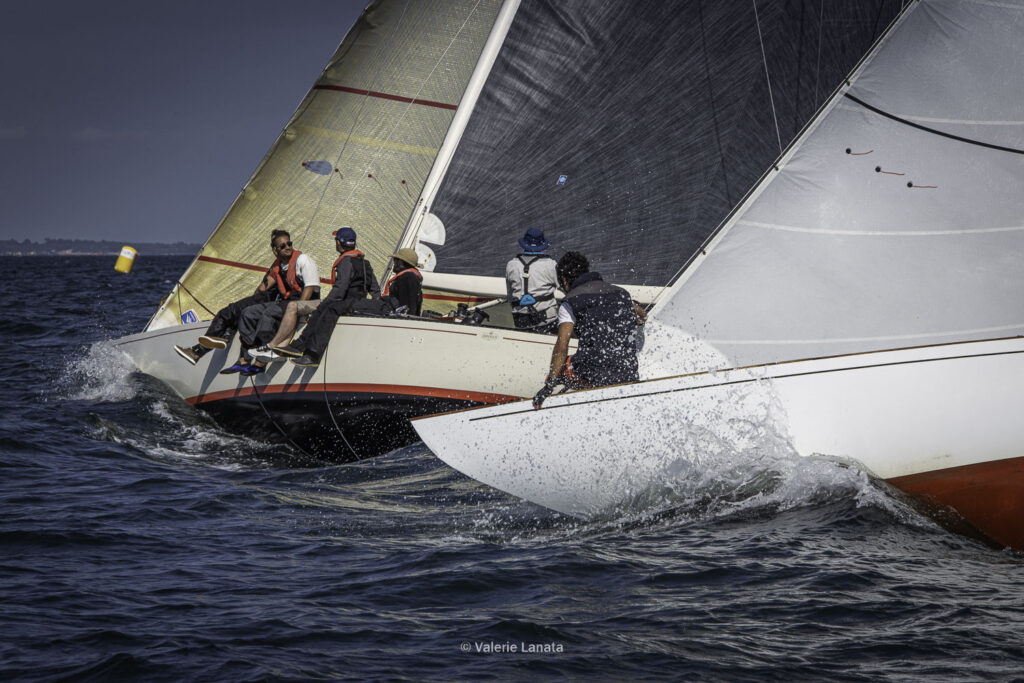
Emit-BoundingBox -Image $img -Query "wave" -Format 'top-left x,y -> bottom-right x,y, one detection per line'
59,340 -> 140,403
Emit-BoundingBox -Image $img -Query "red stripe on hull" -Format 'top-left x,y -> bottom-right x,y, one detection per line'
888,455 -> 1024,550
186,382 -> 523,407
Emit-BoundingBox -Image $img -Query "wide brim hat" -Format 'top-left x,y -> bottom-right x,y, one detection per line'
518,227 -> 549,251
391,247 -> 420,267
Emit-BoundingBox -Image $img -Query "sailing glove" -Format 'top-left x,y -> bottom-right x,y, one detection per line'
532,376 -> 560,409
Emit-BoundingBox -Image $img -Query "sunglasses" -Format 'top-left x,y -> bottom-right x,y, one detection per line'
274,241 -> 293,250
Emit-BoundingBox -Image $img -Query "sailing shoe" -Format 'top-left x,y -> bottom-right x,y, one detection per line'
249,345 -> 283,363
272,344 -> 304,358
173,344 -> 202,365
291,355 -> 320,367
240,364 -> 265,376
198,335 -> 229,350
219,362 -> 249,375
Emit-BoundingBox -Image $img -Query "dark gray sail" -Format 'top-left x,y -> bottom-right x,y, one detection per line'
427,0 -> 905,286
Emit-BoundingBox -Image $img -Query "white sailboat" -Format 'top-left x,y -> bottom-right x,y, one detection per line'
414,0 -> 1024,550
116,0 -> 906,459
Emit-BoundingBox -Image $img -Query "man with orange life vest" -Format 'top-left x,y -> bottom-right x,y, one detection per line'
272,226 -> 381,367
383,247 -> 422,316
221,230 -> 319,375
172,229 -> 317,368
249,241 -> 419,368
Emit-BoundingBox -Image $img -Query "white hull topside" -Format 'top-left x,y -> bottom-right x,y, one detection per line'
413,336 -> 1024,522
115,315 -> 571,408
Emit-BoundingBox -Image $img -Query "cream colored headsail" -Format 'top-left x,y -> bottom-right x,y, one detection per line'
147,0 -> 504,330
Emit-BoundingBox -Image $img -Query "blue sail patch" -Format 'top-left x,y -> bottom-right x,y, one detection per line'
302,161 -> 333,176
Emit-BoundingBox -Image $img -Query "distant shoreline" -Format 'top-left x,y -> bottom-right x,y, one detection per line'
0,239 -> 199,256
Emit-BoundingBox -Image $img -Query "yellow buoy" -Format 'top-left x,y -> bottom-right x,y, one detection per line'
114,245 -> 137,273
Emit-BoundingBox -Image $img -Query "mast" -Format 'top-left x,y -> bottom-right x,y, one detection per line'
390,0 -> 522,275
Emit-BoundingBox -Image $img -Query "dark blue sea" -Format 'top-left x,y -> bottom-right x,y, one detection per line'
3,255 -> 1023,681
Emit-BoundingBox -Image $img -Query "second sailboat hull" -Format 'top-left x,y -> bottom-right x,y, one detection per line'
413,337 -> 1024,550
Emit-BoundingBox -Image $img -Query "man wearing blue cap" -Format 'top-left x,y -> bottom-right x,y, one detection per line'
272,226 -> 381,367
505,227 -> 559,334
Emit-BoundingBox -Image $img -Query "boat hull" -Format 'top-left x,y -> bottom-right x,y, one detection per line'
114,316 -> 568,461
413,337 -> 1024,550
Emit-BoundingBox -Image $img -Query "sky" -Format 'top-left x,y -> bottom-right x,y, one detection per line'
0,0 -> 367,243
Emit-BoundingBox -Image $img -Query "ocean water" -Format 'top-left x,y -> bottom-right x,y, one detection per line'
2,255 -> 1023,681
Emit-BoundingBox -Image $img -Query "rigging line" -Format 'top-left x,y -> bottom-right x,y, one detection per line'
175,280 -> 217,317
246,375 -> 319,461
814,0 -> 823,105
870,0 -> 886,42
844,93 -> 1024,155
794,0 -> 805,134
320,322 -> 364,461
295,0 -> 415,253
324,0 -> 487,234
753,0 -> 783,153
698,0 -> 732,206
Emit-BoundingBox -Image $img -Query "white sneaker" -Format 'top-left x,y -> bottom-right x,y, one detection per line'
249,345 -> 282,362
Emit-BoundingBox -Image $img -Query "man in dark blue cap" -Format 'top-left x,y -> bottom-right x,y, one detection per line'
505,226 -> 559,334
272,226 -> 381,367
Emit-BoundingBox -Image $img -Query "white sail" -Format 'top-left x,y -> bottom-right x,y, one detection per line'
649,0 -> 1024,368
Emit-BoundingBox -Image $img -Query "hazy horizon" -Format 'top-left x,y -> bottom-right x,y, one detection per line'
0,1 -> 366,244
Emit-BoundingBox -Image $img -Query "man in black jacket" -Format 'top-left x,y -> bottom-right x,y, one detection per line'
383,247 -> 423,316
533,251 -> 645,408
273,226 -> 381,367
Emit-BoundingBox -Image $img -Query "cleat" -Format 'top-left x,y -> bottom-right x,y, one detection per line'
173,344 -> 201,365
198,335 -> 229,350
240,364 -> 265,376
291,355 -> 320,367
219,362 -> 249,375
272,344 -> 303,358
249,345 -> 282,363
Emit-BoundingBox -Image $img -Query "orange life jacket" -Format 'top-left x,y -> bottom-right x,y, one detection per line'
330,249 -> 365,284
383,266 -> 422,296
270,250 -> 304,300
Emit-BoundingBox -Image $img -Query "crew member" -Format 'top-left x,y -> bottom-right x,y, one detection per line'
217,230 -> 319,375
273,226 -> 380,367
383,248 -> 423,316
172,229 -> 317,369
533,251 -> 646,408
505,227 -> 558,334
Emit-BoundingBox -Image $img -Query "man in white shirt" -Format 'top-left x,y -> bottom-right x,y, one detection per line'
226,230 -> 320,375
505,227 -> 559,334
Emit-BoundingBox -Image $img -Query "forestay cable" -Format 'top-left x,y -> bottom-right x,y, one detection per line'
753,0 -> 783,153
